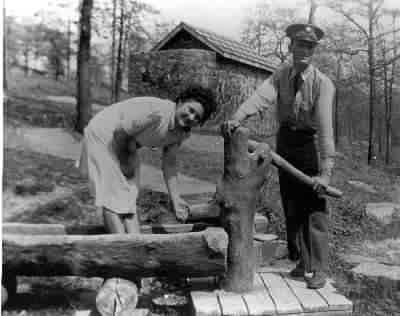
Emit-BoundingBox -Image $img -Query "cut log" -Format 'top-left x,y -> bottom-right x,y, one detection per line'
2,285 -> 8,307
218,127 -> 272,292
2,222 -> 214,235
2,227 -> 228,279
96,278 -> 138,316
3,222 -> 67,235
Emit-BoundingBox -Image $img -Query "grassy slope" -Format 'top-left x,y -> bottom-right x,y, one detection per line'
3,72 -> 400,315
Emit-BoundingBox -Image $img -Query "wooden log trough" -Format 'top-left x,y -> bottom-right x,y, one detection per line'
2,227 -> 228,279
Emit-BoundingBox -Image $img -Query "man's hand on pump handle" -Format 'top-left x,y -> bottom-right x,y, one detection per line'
220,119 -> 241,138
220,120 -> 330,195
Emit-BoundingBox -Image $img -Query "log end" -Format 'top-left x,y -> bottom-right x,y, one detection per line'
2,285 -> 8,307
1,272 -> 17,307
96,278 -> 139,316
203,228 -> 228,258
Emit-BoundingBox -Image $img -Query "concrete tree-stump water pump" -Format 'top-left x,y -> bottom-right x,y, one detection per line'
218,127 -> 272,292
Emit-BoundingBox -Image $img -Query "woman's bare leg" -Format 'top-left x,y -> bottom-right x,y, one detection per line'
103,207 -> 125,233
123,213 -> 141,234
123,213 -> 142,288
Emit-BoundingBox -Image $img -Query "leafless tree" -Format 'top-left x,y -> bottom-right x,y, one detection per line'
308,0 -> 318,24
241,1 -> 300,64
3,7 -> 8,92
76,0 -> 94,133
111,0 -> 117,102
381,8 -> 400,164
325,0 -> 386,164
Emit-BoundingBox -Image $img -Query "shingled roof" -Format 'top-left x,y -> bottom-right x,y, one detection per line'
151,22 -> 276,73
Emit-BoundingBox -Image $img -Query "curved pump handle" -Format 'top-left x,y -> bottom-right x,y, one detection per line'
248,140 -> 343,199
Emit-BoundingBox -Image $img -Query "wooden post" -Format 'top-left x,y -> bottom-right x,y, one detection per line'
218,127 -> 271,292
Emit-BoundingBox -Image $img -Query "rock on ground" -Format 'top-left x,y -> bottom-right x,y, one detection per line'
365,202 -> 400,225
348,180 -> 377,193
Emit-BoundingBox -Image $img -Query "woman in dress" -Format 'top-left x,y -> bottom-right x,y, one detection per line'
77,85 -> 217,234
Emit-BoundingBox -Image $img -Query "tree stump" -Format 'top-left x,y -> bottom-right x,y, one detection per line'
218,127 -> 271,292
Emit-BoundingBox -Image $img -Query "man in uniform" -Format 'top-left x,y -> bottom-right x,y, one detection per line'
222,23 -> 335,289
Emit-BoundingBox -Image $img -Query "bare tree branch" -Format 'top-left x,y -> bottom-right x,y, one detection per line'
374,53 -> 400,69
340,11 -> 369,37
371,0 -> 385,22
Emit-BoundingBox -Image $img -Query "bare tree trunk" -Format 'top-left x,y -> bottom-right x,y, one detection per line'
383,42 -> 390,164
367,0 -> 376,164
3,7 -> 7,92
346,99 -> 353,143
75,0 -> 93,133
386,10 -> 399,164
121,15 -> 131,78
334,56 -> 342,147
114,0 -> 124,102
67,18 -> 71,79
334,55 -> 351,152
23,48 -> 29,77
308,0 -> 317,24
110,0 -> 117,103
377,114 -> 383,157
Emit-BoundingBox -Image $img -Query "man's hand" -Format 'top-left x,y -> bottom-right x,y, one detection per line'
220,120 -> 241,137
253,142 -> 273,165
171,196 -> 190,223
312,175 -> 330,196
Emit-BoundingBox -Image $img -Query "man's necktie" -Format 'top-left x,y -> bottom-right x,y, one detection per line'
294,72 -> 302,94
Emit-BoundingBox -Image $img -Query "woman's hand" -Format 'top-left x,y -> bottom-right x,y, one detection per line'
120,155 -> 137,179
171,196 -> 190,223
112,129 -> 139,179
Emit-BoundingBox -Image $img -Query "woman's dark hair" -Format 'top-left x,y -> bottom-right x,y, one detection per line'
175,85 -> 217,125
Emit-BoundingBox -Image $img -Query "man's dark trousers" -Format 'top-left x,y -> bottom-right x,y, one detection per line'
276,126 -> 329,273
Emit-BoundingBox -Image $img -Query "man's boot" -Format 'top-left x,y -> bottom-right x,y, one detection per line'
289,261 -> 305,278
306,271 -> 327,289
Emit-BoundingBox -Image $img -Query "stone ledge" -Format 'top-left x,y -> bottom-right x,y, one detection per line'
348,180 -> 377,193
351,262 -> 400,283
341,241 -> 400,316
365,202 -> 400,225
